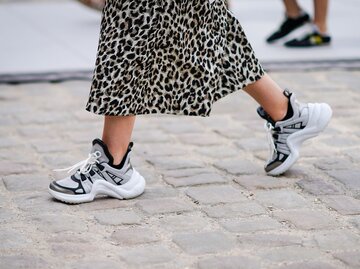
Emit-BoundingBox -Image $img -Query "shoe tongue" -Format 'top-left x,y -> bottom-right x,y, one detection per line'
91,139 -> 114,164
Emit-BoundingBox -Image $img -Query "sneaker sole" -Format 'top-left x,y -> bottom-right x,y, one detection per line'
267,103 -> 332,176
48,169 -> 146,204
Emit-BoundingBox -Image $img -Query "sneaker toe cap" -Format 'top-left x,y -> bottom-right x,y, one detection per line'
49,181 -> 75,195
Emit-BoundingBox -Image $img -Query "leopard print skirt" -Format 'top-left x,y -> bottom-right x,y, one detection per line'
86,0 -> 265,116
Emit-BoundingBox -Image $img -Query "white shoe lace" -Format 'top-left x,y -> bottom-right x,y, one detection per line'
54,151 -> 102,174
265,121 -> 292,163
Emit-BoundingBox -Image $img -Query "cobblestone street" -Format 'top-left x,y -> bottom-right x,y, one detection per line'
1,70 -> 360,268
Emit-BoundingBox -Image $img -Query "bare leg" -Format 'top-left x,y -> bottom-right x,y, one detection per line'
283,0 -> 302,18
102,115 -> 135,165
243,74 -> 288,122
313,0 -> 329,34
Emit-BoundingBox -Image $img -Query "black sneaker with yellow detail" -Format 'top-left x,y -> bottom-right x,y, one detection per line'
266,13 -> 311,43
285,31 -> 331,47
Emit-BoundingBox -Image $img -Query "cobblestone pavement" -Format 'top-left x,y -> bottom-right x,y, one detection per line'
1,70 -> 360,269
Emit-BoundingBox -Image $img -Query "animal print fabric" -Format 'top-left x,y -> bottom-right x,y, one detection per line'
86,0 -> 265,116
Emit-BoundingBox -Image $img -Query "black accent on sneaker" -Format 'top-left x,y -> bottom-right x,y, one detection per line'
92,139 -> 133,169
285,32 -> 332,47
112,142 -> 133,170
257,106 -> 275,126
266,13 -> 310,43
281,90 -> 294,121
50,179 -> 86,195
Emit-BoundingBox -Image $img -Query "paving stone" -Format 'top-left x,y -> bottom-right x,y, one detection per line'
214,158 -> 261,175
164,172 -> 228,187
0,161 -> 37,176
321,195 -> 360,215
312,230 -> 360,251
186,185 -> 247,204
345,148 -> 360,163
16,111 -> 72,124
315,157 -> 355,171
0,147 -> 37,164
159,214 -> 211,231
178,133 -> 226,146
0,194 -> 6,207
203,202 -> 266,218
135,166 -> 161,185
31,139 -> 74,153
272,210 -> 338,230
281,167 -> 310,179
238,233 -> 303,247
69,260 -> 125,269
137,186 -> 178,200
47,233 -> 90,244
136,198 -> 194,214
132,129 -> 172,143
0,229 -> 30,250
0,256 -> 48,269
326,170 -> 360,191
197,255 -> 261,269
259,246 -> 324,263
172,231 -> 236,255
254,190 -> 309,209
235,138 -> 267,151
129,154 -> 150,168
0,137 -> 23,148
50,242 -> 100,257
94,209 -> 142,225
321,136 -> 360,148
17,125 -> 57,137
2,173 -> 50,192
147,156 -> 204,170
333,251 -> 360,268
41,153 -> 83,168
160,168 -> 214,178
15,193 -> 69,213
74,197 -> 134,211
234,175 -> 295,190
31,214 -> 87,233
221,216 -> 283,233
111,228 -> 159,245
159,121 -> 204,134
277,261 -> 337,269
119,245 -> 175,265
0,208 -> 17,223
140,143 -> 189,156
194,145 -> 239,158
296,178 -> 344,195
349,216 -> 360,230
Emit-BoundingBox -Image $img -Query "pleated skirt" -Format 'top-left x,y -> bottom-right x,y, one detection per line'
86,0 -> 265,116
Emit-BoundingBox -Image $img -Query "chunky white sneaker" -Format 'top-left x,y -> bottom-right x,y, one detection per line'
257,90 -> 332,176
49,139 -> 145,204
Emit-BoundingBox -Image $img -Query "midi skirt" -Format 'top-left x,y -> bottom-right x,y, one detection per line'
86,0 -> 265,116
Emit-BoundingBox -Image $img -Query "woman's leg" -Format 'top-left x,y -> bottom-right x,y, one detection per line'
243,74 -> 288,121
283,0 -> 302,18
102,115 -> 136,165
313,0 -> 329,34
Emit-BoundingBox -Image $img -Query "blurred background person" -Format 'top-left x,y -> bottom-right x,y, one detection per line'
77,0 -> 104,11
267,0 -> 331,47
